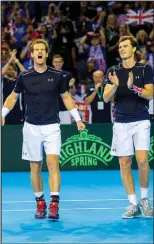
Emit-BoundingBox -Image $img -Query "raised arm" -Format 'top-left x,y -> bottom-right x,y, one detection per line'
2,49 -> 17,76
7,2 -> 19,22
99,27 -> 106,48
80,34 -> 89,49
85,83 -> 102,105
20,41 -> 32,59
2,49 -> 26,76
23,2 -> 31,24
2,91 -> 19,125
2,72 -> 24,125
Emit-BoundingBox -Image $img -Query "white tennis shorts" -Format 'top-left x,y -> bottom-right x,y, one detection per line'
111,120 -> 151,157
22,122 -> 61,161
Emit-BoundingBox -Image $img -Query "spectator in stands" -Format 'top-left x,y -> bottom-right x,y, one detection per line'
95,5 -> 107,27
55,11 -> 74,71
41,3 -> 61,30
20,32 -> 41,70
80,29 -> 106,73
136,29 -> 150,64
2,1 -> 153,126
134,1 -> 148,11
72,17 -> 88,81
7,2 -> 30,22
86,4 -> 107,32
83,57 -> 96,85
38,23 -> 57,57
80,1 -> 97,22
118,24 -> 133,38
52,54 -> 75,124
136,29 -> 149,53
2,27 -> 17,48
38,24 -> 51,43
22,23 -> 36,44
2,49 -> 25,124
7,2 -> 31,50
84,70 -> 111,123
116,4 -> 131,27
1,44 -> 11,68
105,14 -> 119,68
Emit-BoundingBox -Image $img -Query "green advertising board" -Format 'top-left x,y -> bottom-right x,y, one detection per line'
59,125 -> 154,170
60,128 -> 113,169
1,124 -> 154,172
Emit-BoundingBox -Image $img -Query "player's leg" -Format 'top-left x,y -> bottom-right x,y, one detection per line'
46,154 -> 60,220
42,123 -> 61,220
134,120 -> 153,217
30,161 -> 47,218
119,156 -> 135,198
119,156 -> 141,218
30,161 -> 43,194
22,122 -> 47,218
111,122 -> 140,218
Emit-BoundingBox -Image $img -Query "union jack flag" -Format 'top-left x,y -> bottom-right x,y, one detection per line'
126,9 -> 154,25
4,20 -> 16,36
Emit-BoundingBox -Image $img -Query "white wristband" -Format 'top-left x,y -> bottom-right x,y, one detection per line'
2,107 -> 10,118
69,108 -> 81,122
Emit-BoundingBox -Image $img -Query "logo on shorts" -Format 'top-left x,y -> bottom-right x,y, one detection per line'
59,129 -> 113,169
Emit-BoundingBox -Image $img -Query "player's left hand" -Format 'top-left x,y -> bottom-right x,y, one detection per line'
77,121 -> 85,131
127,71 -> 134,89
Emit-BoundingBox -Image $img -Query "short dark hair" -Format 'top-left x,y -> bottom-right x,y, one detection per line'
52,54 -> 64,62
119,36 -> 138,47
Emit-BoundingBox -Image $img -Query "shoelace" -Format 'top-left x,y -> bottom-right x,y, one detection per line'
50,203 -> 58,213
142,199 -> 150,210
126,204 -> 136,212
37,201 -> 46,212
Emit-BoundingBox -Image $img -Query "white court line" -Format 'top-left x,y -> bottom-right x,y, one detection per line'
2,198 -> 153,204
2,207 -> 126,212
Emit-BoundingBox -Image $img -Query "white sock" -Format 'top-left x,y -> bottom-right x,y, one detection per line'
34,191 -> 44,198
50,192 -> 59,196
128,194 -> 137,205
140,187 -> 148,199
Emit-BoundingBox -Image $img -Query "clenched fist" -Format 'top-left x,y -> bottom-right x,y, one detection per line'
77,121 -> 85,131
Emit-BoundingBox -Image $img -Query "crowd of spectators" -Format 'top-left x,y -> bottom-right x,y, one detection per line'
2,1 -> 154,124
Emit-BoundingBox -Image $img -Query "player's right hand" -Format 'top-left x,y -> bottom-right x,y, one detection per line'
127,71 -> 134,89
2,117 -> 5,126
109,72 -> 119,87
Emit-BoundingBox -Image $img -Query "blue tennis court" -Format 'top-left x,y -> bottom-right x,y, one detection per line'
2,170 -> 153,243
